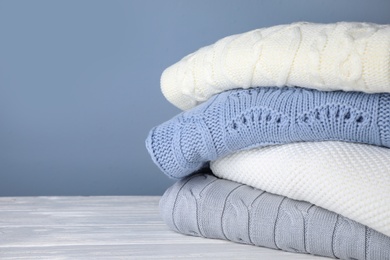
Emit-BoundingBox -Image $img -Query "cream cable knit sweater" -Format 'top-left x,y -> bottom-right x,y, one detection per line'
161,22 -> 390,110
210,141 -> 390,238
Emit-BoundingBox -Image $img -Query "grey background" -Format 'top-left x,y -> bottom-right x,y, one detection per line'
1,0 -> 389,196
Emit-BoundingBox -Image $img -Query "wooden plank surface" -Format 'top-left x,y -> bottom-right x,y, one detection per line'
0,196 -> 328,259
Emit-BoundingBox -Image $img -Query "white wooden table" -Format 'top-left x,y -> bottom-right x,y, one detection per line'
0,196 -> 329,259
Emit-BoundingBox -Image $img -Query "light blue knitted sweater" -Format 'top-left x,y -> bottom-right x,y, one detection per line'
146,87 -> 390,179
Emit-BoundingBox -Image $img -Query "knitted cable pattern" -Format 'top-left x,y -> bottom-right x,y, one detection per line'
160,173 -> 390,260
146,87 -> 390,179
161,22 -> 390,110
211,141 -> 390,238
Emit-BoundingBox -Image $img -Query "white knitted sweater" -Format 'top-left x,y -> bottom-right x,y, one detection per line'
161,22 -> 390,110
210,141 -> 390,237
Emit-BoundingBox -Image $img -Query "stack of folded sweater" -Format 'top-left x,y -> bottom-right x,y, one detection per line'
146,22 -> 390,259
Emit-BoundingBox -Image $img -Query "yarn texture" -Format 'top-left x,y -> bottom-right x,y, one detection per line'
161,22 -> 390,110
211,141 -> 390,238
160,173 -> 390,260
146,87 -> 390,179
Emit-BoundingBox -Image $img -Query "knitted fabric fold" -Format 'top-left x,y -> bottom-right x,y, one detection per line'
211,141 -> 390,238
160,173 -> 390,260
160,22 -> 390,110
146,87 -> 390,179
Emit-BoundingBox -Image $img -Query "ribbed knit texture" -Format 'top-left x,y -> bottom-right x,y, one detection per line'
211,141 -> 390,238
161,22 -> 390,110
146,87 -> 390,179
160,173 -> 390,260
